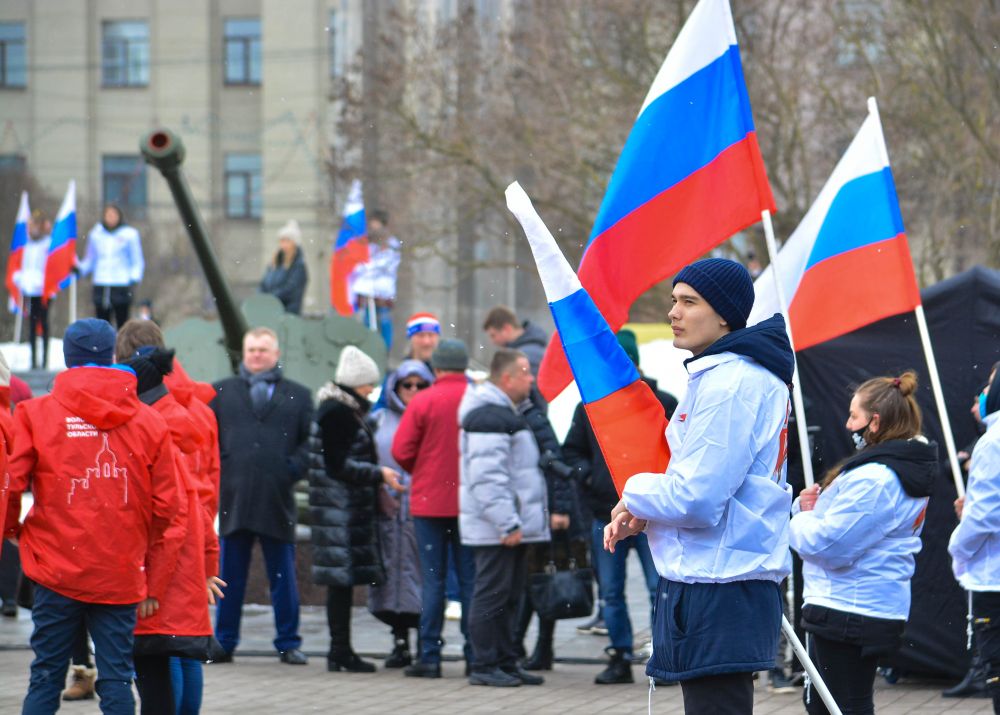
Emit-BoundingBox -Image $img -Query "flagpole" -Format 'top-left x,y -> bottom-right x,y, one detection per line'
13,297 -> 24,346
761,210 -> 816,487
69,275 -> 78,324
782,616 -> 844,715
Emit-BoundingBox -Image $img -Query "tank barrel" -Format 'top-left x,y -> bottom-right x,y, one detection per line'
140,128 -> 248,372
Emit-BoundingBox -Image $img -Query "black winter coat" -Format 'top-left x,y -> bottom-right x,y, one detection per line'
563,376 -> 677,522
521,400 -> 586,540
308,383 -> 385,588
212,375 -> 313,543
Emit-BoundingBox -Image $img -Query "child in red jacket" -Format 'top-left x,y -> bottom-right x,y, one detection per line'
4,318 -> 185,714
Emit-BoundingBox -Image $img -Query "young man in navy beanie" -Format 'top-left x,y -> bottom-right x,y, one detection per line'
606,257 -> 796,714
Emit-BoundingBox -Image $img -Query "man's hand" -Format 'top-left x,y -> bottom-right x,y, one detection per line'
501,527 -> 522,547
955,496 -> 965,519
207,576 -> 227,605
138,598 -> 159,619
798,484 -> 821,512
381,466 -> 406,492
550,514 -> 570,531
604,503 -> 646,554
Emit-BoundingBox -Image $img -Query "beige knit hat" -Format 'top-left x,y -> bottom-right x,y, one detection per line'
335,345 -> 379,388
277,219 -> 302,244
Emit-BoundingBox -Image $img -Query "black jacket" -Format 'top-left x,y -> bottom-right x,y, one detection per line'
563,377 -> 678,521
521,399 -> 585,539
211,375 -> 313,543
260,248 -> 308,315
308,383 -> 385,588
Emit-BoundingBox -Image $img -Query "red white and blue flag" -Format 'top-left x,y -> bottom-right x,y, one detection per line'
330,179 -> 369,316
5,192 -> 30,313
507,183 -> 670,496
749,99 -> 920,349
43,180 -> 78,302
537,0 -> 776,400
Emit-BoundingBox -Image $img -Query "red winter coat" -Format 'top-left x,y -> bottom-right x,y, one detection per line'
391,372 -> 468,517
165,360 -> 220,577
135,391 -> 213,637
3,367 -> 185,605
0,386 -> 13,559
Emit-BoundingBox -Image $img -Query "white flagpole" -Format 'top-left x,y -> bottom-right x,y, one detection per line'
367,293 -> 377,333
782,616 -> 844,715
867,97 -> 963,497
69,275 -> 78,324
761,209 -> 816,487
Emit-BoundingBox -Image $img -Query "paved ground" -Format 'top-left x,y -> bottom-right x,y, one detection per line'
0,557 -> 991,712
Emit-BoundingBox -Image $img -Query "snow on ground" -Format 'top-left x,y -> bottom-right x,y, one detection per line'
0,340 -> 66,371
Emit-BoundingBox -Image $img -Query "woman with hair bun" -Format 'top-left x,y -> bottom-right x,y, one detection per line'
790,371 -> 938,715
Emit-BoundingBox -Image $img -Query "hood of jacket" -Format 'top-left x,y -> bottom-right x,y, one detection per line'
509,321 -> 548,351
316,382 -> 370,421
384,360 -> 435,414
50,366 -> 140,430
459,380 -> 514,423
687,313 -> 794,385
841,437 -> 939,498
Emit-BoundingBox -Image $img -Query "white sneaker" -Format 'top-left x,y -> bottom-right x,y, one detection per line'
445,600 -> 462,621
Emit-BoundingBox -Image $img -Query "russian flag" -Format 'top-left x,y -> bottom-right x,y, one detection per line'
5,192 -> 30,313
537,0 -> 776,401
507,183 -> 669,495
749,98 -> 920,349
43,180 -> 78,302
329,179 -> 369,316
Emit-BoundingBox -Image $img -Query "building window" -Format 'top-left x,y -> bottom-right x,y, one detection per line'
102,155 -> 147,218
0,23 -> 26,88
224,18 -> 261,85
102,20 -> 149,87
327,5 -> 347,79
0,154 -> 26,176
225,153 -> 262,219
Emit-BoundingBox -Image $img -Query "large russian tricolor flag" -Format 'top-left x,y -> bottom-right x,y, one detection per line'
43,180 -> 78,302
749,99 -> 920,349
330,179 -> 369,316
507,182 -> 670,495
5,192 -> 30,313
537,0 -> 776,401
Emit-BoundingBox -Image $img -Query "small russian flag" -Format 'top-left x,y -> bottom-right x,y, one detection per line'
5,192 -> 30,313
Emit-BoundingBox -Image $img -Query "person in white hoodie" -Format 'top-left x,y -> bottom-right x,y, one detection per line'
77,204 -> 144,328
950,364 -> 1000,715
606,258 -> 795,715
13,211 -> 52,369
792,371 -> 937,715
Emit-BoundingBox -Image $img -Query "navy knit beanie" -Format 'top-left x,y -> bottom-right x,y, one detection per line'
63,318 -> 116,367
673,258 -> 755,330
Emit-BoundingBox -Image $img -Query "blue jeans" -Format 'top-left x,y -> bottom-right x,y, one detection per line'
215,530 -> 302,654
22,584 -> 136,715
590,518 -> 658,655
358,303 -> 393,351
169,657 -> 203,714
412,517 -> 475,663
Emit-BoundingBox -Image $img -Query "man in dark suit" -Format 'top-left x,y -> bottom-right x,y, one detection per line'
211,327 -> 313,665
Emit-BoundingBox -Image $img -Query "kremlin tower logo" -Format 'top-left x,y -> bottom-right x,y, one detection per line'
68,433 -> 129,505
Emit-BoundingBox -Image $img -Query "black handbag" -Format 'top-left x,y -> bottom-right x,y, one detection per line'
528,539 -> 594,621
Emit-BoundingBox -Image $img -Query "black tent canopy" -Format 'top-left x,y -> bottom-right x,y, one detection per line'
794,265 -> 1000,678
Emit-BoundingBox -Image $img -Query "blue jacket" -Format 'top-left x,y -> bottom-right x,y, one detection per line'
791,438 -> 936,620
623,314 -> 793,584
950,410 -> 1000,591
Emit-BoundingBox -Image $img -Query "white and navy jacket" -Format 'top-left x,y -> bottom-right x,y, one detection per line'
950,410 -> 1000,592
79,223 -> 144,287
623,315 -> 794,584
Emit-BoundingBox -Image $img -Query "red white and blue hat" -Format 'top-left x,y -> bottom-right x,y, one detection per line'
406,312 -> 441,338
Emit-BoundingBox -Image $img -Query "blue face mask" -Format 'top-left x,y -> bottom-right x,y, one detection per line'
980,392 -> 989,420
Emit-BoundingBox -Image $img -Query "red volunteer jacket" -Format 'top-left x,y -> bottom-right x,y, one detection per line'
391,372 -> 468,517
165,360 -> 221,577
135,391 -> 213,637
3,367 -> 185,604
0,386 -> 13,559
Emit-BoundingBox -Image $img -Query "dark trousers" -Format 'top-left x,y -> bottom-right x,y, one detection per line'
326,586 -> 354,658
412,517 -> 475,663
93,285 -> 132,328
27,297 -> 49,369
134,654 -> 174,715
974,591 -> 1000,714
681,672 -> 754,715
468,544 -> 528,672
215,530 -> 302,654
804,633 -> 878,715
0,539 -> 20,605
22,584 -> 136,715
71,622 -> 92,666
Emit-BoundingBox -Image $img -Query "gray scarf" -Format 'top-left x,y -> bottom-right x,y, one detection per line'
240,363 -> 283,414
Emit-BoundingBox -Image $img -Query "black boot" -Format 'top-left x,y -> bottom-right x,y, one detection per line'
595,648 -> 633,684
524,618 -> 554,671
942,651 -> 990,698
327,650 -> 376,673
385,638 -> 412,669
